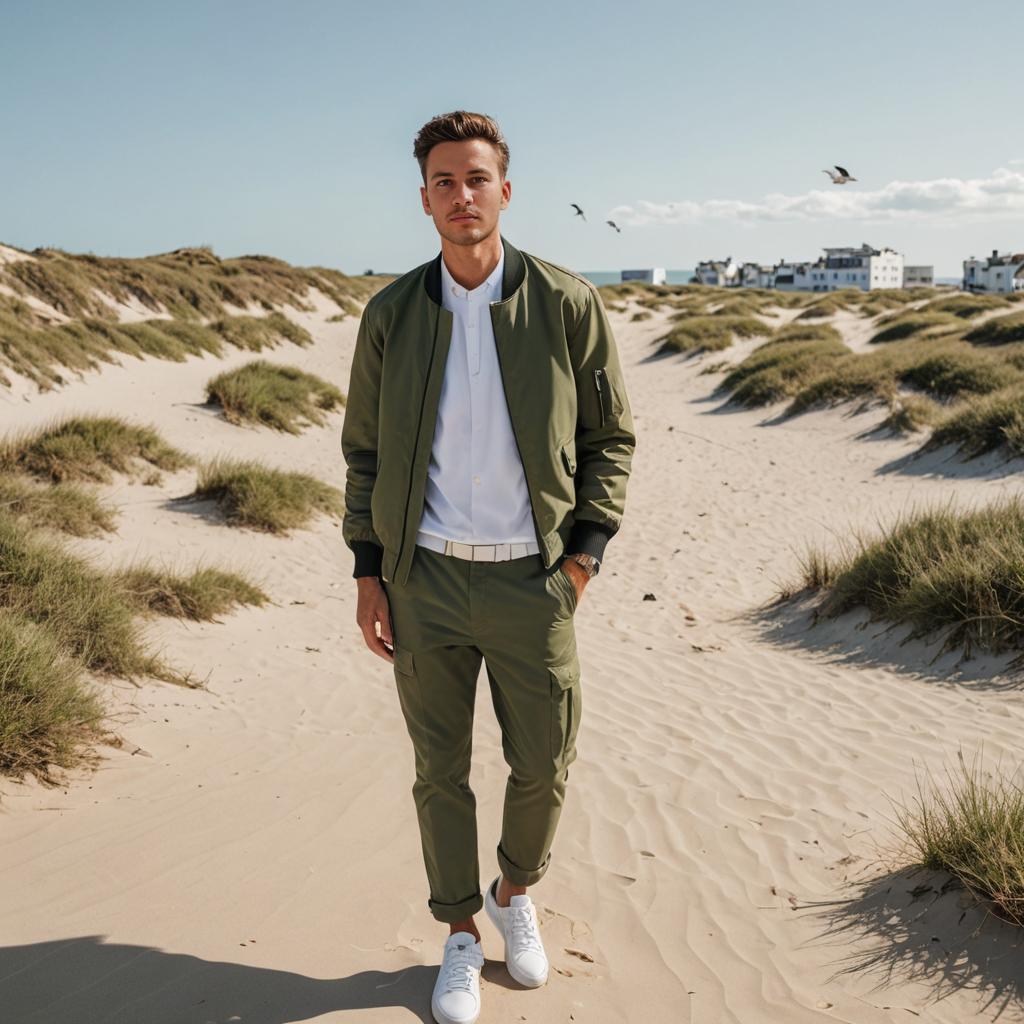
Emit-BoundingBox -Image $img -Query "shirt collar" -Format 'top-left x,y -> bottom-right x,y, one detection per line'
441,246 -> 505,301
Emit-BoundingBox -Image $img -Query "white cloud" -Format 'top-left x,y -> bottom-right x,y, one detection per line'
609,167 -> 1024,227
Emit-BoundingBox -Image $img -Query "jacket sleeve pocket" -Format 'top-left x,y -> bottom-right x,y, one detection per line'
560,437 -> 577,476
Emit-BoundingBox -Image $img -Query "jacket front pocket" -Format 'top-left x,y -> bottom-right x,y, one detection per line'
594,367 -> 613,426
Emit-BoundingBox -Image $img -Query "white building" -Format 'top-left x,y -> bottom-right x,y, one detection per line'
903,265 -> 934,287
694,258 -> 740,287
962,250 -> 1024,293
771,260 -> 816,292
805,244 -> 903,291
620,268 -> 666,285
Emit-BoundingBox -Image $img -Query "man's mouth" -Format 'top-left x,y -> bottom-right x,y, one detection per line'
450,214 -> 478,221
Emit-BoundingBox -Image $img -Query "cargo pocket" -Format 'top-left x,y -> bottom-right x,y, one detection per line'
549,656 -> 582,764
394,644 -> 415,676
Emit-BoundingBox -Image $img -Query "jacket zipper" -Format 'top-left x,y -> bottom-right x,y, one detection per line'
594,367 -> 610,426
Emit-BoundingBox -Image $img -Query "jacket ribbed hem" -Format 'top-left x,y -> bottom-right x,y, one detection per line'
351,541 -> 384,578
565,520 -> 615,564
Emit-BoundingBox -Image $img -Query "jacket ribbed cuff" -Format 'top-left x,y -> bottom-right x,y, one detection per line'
565,520 -> 615,564
351,541 -> 384,579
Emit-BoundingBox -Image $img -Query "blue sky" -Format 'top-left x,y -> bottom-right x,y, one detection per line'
2,0 -> 1021,277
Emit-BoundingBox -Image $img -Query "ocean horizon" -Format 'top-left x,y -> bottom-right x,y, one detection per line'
579,269 -> 695,286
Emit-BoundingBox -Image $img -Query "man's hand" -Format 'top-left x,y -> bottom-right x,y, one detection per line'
356,576 -> 394,662
559,557 -> 590,607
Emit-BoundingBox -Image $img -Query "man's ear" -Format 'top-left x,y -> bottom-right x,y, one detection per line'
420,185 -> 431,215
500,178 -> 511,210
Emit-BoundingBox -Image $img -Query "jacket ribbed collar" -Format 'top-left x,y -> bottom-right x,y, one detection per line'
423,235 -> 526,306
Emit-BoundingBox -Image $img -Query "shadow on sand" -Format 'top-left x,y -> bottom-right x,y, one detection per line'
0,935 -> 516,1024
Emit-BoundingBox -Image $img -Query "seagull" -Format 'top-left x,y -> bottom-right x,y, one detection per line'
822,165 -> 857,184
606,220 -> 621,233
570,203 -> 586,221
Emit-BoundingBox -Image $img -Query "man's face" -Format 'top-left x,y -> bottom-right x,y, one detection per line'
420,139 -> 511,246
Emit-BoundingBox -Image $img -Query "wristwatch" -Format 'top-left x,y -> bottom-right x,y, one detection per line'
568,552 -> 601,578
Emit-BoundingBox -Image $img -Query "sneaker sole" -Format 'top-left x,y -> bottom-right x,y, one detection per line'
484,884 -> 548,988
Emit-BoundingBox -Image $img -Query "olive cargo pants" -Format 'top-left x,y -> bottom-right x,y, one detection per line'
382,542 -> 582,924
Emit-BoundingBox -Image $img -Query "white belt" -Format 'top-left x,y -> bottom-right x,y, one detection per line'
417,531 -> 539,562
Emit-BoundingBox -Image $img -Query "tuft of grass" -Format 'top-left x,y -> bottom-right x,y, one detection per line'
790,494 -> 1024,661
964,310 -> 1024,347
0,607 -> 107,784
0,473 -> 118,536
891,748 -> 1024,927
205,359 -> 344,434
925,293 -> 1012,319
630,309 -> 653,321
722,337 -> 850,407
922,382 -> 1024,459
655,315 -> 771,354
0,512 -> 177,681
796,297 -> 847,320
207,311 -> 313,351
869,311 -> 963,344
112,559 -> 269,620
878,393 -> 947,434
0,245 -> 382,323
0,415 -> 194,484
785,338 -> 1022,418
188,455 -> 345,533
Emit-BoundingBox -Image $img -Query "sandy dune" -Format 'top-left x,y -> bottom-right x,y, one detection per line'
2,289 -> 1023,1023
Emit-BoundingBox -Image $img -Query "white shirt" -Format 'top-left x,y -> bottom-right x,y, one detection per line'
416,248 -> 536,545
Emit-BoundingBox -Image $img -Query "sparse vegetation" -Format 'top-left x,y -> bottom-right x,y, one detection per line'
0,415 -> 193,484
205,360 -> 344,434
869,311 -> 963,344
187,455 -> 345,533
922,383 -> 1024,459
656,315 -> 771,355
0,473 -> 118,536
891,748 -> 1024,928
964,310 -> 1024,347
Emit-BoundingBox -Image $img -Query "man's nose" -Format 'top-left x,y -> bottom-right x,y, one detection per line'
454,182 -> 473,204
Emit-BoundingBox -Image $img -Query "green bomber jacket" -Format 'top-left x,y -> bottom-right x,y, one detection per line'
340,235 -> 636,587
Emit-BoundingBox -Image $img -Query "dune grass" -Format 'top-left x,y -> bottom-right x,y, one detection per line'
655,314 -> 771,354
187,455 -> 345,533
0,607 -> 107,783
924,293 -> 1012,319
721,336 -> 850,407
890,748 -> 1024,927
0,415 -> 194,484
869,311 -> 963,344
921,383 -> 1024,459
206,359 -> 344,433
796,297 -> 847,320
0,244 -> 380,322
112,559 -> 269,620
0,508 -> 269,782
0,512 -> 177,682
0,298 -> 315,390
0,473 -> 118,536
788,494 -> 1024,663
877,393 -> 948,435
784,338 -> 1023,418
964,310 -> 1024,346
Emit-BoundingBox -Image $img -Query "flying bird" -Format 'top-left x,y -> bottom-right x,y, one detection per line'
822,165 -> 857,184
606,220 -> 621,233
570,203 -> 586,221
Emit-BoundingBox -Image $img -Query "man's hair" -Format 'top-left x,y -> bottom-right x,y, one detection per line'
413,110 -> 510,183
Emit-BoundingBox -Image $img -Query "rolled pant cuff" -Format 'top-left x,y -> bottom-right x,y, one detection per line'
428,890 -> 483,924
497,843 -> 551,887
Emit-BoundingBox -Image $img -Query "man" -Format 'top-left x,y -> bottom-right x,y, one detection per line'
341,110 -> 635,1024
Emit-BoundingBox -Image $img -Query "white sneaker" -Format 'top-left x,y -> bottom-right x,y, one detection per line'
484,876 -> 549,987
431,930 -> 484,1024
